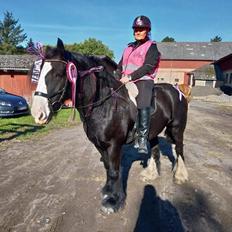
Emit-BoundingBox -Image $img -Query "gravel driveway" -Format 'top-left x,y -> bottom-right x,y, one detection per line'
0,99 -> 231,232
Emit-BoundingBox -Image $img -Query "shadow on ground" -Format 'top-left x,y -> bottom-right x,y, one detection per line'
134,184 -> 185,232
174,184 -> 226,232
121,138 -> 226,232
0,123 -> 44,142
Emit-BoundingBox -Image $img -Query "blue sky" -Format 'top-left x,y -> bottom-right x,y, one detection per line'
1,0 -> 232,62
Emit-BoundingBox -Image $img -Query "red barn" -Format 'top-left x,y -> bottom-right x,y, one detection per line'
0,55 -> 37,103
214,53 -> 232,92
156,42 -> 232,86
1,42 -> 232,103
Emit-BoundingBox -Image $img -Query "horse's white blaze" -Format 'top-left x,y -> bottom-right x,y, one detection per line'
31,62 -> 52,124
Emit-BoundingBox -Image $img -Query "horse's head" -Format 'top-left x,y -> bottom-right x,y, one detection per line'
31,38 -> 71,124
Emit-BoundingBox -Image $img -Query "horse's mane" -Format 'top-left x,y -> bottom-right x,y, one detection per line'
44,46 -> 127,102
71,51 -> 122,90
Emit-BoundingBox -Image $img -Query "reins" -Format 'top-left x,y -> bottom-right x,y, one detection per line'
77,81 -> 127,109
36,58 -> 129,115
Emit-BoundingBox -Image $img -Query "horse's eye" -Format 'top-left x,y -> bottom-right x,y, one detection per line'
55,73 -> 62,79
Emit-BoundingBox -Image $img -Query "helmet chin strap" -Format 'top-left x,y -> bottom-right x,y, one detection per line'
135,36 -> 150,43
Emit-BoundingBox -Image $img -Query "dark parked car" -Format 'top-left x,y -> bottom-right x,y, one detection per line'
0,88 -> 30,117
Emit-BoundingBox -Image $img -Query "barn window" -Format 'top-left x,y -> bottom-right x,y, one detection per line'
205,80 -> 213,87
225,73 -> 229,83
175,78 -> 179,83
227,74 -> 230,83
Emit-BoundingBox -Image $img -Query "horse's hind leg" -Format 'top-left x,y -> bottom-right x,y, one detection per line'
101,143 -> 125,214
170,127 -> 188,184
151,137 -> 161,175
140,136 -> 160,181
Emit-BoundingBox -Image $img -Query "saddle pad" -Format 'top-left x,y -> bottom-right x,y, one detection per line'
125,82 -> 138,106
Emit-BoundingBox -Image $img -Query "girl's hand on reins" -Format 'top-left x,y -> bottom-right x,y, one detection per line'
120,75 -> 131,84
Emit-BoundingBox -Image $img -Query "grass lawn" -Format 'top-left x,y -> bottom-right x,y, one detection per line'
0,109 -> 80,147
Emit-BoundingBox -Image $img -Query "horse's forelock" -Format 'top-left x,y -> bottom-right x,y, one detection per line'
45,46 -> 65,59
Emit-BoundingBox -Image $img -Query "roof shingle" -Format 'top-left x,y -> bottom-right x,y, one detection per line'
1,42 -> 232,70
0,55 -> 36,71
156,42 -> 232,60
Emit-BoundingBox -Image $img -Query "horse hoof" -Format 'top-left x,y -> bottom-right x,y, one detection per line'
173,156 -> 189,184
101,195 -> 125,214
173,168 -> 189,184
173,178 -> 188,185
173,175 -> 188,185
140,169 -> 159,182
140,157 -> 160,182
101,198 -> 118,214
102,194 -> 109,200
101,205 -> 115,214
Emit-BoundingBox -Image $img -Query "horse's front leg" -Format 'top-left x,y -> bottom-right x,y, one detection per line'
101,143 -> 125,214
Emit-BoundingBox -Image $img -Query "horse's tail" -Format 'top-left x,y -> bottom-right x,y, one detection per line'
178,84 -> 192,103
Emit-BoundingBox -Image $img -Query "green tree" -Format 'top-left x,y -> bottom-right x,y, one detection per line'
0,11 -> 27,54
210,35 -> 222,42
65,38 -> 114,59
161,36 -> 175,42
26,38 -> 34,48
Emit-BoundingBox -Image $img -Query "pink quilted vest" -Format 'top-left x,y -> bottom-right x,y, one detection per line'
122,40 -> 160,81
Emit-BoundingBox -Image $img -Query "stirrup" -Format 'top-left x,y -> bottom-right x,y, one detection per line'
138,145 -> 148,154
137,137 -> 149,154
134,136 -> 139,149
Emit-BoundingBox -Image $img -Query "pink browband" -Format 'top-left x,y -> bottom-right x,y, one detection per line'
66,62 -> 104,107
66,62 -> 78,107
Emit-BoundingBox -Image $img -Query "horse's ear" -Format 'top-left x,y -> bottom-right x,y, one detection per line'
57,38 -> 65,51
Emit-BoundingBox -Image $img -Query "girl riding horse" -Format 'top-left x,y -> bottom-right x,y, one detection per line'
31,38 -> 189,214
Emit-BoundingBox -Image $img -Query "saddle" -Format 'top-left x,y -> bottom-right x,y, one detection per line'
125,82 -> 156,111
125,83 -> 191,144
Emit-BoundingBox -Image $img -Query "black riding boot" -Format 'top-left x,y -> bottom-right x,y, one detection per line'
136,107 -> 151,154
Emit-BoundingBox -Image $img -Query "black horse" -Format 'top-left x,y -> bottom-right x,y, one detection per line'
31,38 -> 189,214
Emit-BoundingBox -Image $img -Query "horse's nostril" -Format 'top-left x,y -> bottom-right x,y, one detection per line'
38,113 -> 42,120
38,112 -> 45,120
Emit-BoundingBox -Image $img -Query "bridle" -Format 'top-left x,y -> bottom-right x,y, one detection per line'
34,59 -> 69,113
34,58 -> 128,115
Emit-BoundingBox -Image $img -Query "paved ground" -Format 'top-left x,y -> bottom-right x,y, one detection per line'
0,99 -> 232,232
